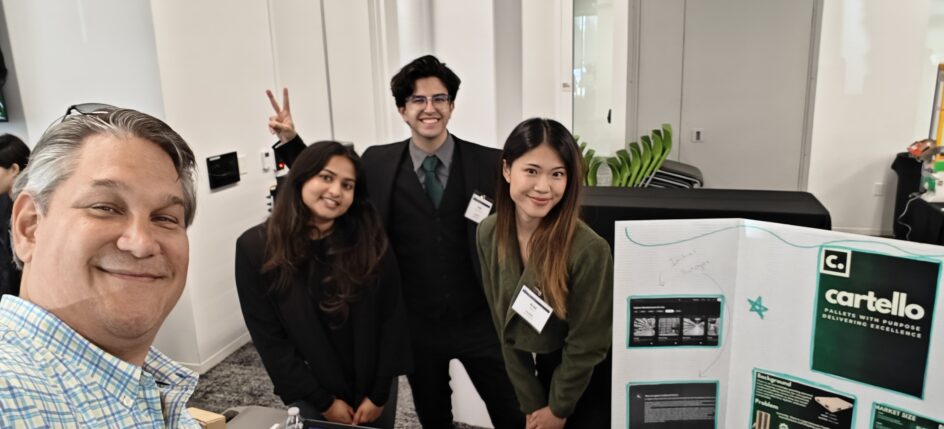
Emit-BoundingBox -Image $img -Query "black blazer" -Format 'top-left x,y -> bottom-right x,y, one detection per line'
361,135 -> 501,278
234,223 -> 412,408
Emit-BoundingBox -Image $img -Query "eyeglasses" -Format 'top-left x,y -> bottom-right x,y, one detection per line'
43,103 -> 118,134
61,103 -> 117,122
406,94 -> 451,109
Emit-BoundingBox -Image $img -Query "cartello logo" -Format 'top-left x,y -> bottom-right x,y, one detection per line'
825,289 -> 926,320
820,248 -> 851,278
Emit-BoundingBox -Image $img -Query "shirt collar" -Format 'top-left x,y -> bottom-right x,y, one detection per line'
0,295 -> 197,408
409,133 -> 455,172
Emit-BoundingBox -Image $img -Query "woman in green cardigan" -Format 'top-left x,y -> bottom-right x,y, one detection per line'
477,118 -> 613,429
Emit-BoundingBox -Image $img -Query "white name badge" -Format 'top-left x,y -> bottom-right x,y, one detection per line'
464,192 -> 494,224
511,285 -> 553,333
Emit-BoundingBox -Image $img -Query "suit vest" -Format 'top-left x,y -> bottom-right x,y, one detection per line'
388,146 -> 485,320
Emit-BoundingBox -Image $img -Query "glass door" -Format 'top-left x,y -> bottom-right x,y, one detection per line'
573,0 -> 620,157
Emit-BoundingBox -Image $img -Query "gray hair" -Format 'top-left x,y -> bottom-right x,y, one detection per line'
10,107 -> 197,266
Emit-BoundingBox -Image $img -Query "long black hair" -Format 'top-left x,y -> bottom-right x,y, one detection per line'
495,118 -> 583,317
263,141 -> 387,323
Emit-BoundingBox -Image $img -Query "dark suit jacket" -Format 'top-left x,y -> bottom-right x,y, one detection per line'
360,135 -> 501,280
234,223 -> 412,408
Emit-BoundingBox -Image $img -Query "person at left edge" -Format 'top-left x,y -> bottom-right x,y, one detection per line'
235,141 -> 411,428
0,105 -> 200,428
0,133 -> 29,296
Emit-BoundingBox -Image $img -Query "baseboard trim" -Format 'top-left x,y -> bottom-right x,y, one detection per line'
177,333 -> 252,374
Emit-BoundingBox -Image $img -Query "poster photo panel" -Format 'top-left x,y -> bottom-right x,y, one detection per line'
627,295 -> 724,348
626,380 -> 719,429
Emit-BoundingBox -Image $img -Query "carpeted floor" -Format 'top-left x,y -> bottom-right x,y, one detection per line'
187,342 -> 485,429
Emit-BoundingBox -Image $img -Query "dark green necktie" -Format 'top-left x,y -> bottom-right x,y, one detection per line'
422,155 -> 443,208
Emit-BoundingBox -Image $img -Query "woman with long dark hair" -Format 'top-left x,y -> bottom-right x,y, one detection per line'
477,118 -> 613,429
235,141 -> 410,428
0,134 -> 29,296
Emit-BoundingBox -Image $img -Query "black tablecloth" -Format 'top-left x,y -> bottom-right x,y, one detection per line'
891,152 -> 922,239
580,187 -> 831,250
900,198 -> 944,245
890,152 -> 944,245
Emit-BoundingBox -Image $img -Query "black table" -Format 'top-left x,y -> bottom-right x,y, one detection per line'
899,198 -> 944,245
580,187 -> 832,250
891,152 -> 922,239
889,152 -> 944,245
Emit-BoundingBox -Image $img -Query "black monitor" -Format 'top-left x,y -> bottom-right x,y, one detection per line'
206,151 -> 240,189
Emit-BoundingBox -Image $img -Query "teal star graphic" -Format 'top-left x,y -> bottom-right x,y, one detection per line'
748,296 -> 768,319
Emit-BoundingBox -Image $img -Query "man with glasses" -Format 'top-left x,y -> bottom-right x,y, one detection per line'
0,105 -> 200,428
266,55 -> 523,428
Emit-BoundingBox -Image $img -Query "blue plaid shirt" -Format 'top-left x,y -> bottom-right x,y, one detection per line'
0,295 -> 200,428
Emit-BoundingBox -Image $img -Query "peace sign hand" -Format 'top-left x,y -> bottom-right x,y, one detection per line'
266,87 -> 297,143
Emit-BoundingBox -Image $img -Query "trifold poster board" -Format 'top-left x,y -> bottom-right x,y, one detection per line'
612,219 -> 944,429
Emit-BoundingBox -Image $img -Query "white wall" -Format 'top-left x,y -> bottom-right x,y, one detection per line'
915,1 -> 944,140
323,0 -> 384,151
0,0 -> 346,374
633,0 -> 684,160
807,0 -> 932,235
494,0 -> 523,143
430,0 -> 500,147
1,0 -> 166,140
267,0 -> 333,145
150,0 -> 396,372
0,0 -> 214,368
367,0 -> 404,144
149,0 -> 286,369
396,0 -> 433,67
396,0 -> 570,146
521,0 -> 572,128
0,0 -> 206,362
